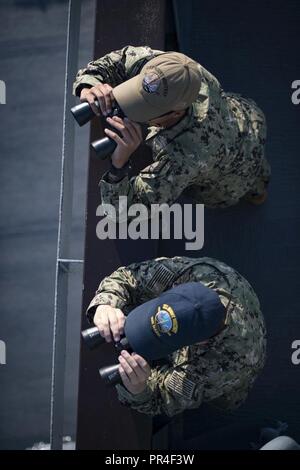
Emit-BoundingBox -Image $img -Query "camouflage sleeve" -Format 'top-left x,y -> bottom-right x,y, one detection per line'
73,44 -> 164,96
115,361 -> 205,417
100,151 -> 200,221
86,256 -> 186,322
115,324 -> 259,417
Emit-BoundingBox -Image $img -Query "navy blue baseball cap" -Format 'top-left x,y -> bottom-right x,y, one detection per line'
124,282 -> 226,361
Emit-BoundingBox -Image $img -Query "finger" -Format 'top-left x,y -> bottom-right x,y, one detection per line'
118,364 -> 131,387
102,84 -> 113,114
113,116 -> 142,141
110,90 -> 116,108
115,309 -> 125,337
92,88 -> 107,116
96,84 -> 113,114
93,312 -> 104,334
120,351 -> 146,381
79,89 -> 89,102
107,116 -> 126,132
124,118 -> 143,141
133,354 -> 151,375
108,117 -> 136,143
86,94 -> 100,116
118,355 -> 138,385
95,312 -> 112,343
110,116 -> 123,123
108,309 -> 121,342
104,128 -> 126,147
127,353 -> 149,381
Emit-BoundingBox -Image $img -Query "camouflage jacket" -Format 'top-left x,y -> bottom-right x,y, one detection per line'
87,256 -> 266,417
73,45 -> 269,213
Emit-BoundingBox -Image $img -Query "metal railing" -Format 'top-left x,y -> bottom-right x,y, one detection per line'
50,0 -> 82,450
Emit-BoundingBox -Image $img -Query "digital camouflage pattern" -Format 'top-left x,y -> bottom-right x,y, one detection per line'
87,256 -> 267,417
73,45 -> 270,216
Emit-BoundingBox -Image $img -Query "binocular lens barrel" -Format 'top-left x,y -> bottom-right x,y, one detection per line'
71,101 -> 119,159
81,328 -> 131,387
81,326 -> 106,349
71,101 -> 97,127
91,137 -> 117,160
99,364 -> 122,386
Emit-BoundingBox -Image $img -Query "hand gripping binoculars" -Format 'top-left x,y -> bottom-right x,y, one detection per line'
81,326 -> 133,387
71,100 -> 125,159
80,282 -> 227,388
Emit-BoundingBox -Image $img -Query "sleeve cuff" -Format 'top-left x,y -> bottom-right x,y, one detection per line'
116,383 -> 153,405
86,293 -> 126,323
101,172 -> 129,186
73,76 -> 104,96
103,161 -> 131,183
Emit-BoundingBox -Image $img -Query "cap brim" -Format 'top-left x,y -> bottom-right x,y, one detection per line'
113,76 -> 167,123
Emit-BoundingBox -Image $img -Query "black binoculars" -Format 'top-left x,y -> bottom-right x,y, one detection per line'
71,101 -> 125,160
81,326 -> 132,387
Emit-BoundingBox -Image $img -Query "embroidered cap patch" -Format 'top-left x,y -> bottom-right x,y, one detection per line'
151,303 -> 178,337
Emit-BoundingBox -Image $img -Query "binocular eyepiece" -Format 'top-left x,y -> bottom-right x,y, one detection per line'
71,101 -> 125,160
81,326 -> 132,386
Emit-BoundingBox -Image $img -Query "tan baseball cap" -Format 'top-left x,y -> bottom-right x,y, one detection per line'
112,51 -> 201,123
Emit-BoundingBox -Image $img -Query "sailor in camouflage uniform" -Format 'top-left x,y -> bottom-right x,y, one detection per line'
87,256 -> 266,417
73,45 -> 270,215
